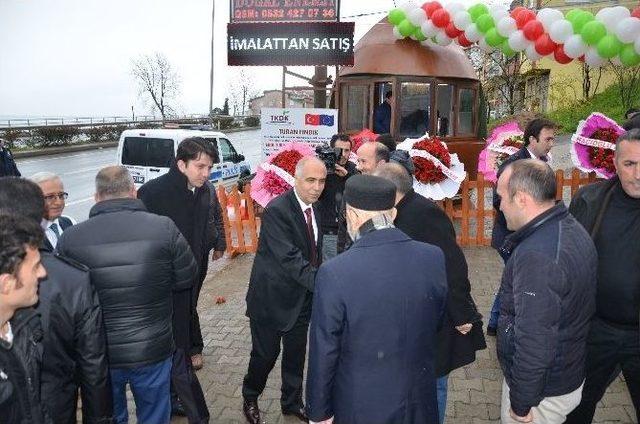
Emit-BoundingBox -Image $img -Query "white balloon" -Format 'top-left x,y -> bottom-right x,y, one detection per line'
635,36 -> 640,55
611,56 -> 623,66
595,8 -> 615,27
436,32 -> 453,46
497,16 -> 517,38
615,17 -> 640,44
526,44 -> 543,61
585,47 -> 605,68
399,1 -> 418,13
610,6 -> 631,22
490,5 -> 509,23
420,39 -> 433,47
393,26 -> 404,40
536,8 -> 564,32
421,20 -> 438,38
453,11 -> 472,31
407,7 -> 427,26
549,19 -> 573,44
479,37 -> 495,52
563,34 -> 588,59
508,30 -> 529,52
445,2 -> 465,16
465,23 -> 482,42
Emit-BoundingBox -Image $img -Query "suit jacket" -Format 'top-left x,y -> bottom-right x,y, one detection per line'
42,216 -> 73,252
395,189 -> 486,376
246,189 -> 322,332
491,147 -> 532,253
306,228 -> 447,424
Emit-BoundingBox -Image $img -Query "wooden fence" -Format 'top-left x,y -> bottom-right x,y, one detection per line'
217,169 -> 598,255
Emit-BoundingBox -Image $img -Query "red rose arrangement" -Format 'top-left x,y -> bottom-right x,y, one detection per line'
271,149 -> 303,176
588,128 -> 617,174
413,138 -> 451,184
495,135 -> 524,169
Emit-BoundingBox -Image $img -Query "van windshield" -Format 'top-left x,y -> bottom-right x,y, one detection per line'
122,137 -> 174,167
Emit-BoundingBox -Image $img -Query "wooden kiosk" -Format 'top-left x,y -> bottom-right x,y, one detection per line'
334,19 -> 484,175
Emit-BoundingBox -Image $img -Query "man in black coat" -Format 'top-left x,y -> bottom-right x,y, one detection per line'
138,137 -> 221,421
0,214 -> 48,423
565,129 -> 640,423
57,166 -> 197,424
306,174 -> 447,424
375,162 -> 486,424
242,157 -> 326,424
0,177 -> 113,424
487,118 -> 556,336
496,160 -> 596,423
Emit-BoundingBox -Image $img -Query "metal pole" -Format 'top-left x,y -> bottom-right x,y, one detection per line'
209,0 -> 216,114
282,67 -> 286,107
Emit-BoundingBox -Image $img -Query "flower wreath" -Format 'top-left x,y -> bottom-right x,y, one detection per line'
397,134 -> 466,201
571,112 -> 624,179
250,142 -> 316,208
478,122 -> 525,183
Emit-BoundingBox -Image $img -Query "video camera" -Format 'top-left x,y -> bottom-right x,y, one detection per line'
315,145 -> 342,174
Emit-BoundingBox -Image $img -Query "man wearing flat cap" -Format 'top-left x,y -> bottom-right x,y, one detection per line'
306,175 -> 448,424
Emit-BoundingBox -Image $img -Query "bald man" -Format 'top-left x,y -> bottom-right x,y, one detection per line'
243,157 -> 327,424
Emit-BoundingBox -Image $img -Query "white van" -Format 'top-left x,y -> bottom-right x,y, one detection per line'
116,128 -> 251,188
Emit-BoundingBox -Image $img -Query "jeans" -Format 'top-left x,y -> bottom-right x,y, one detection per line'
110,357 -> 172,424
436,374 -> 449,424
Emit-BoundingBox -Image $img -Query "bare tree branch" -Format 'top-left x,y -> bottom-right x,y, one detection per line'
131,52 -> 181,120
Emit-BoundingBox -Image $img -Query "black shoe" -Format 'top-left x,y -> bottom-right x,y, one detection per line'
487,325 -> 497,336
171,398 -> 187,416
282,407 -> 309,423
243,399 -> 261,424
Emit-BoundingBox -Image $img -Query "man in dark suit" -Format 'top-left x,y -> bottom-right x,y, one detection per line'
373,90 -> 392,134
242,156 -> 326,424
487,118 -> 556,336
375,162 -> 486,424
29,172 -> 75,251
306,174 -> 447,424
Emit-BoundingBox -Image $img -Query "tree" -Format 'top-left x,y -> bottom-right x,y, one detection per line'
131,52 -> 180,121
228,70 -> 259,116
581,63 -> 604,101
222,98 -> 229,115
608,62 -> 640,111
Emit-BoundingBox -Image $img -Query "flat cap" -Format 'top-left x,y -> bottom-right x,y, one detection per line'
344,174 -> 396,211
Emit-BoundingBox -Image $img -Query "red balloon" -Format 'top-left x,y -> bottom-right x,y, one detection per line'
510,6 -> 527,20
445,21 -> 462,38
535,34 -> 557,56
554,45 -> 573,64
578,55 -> 585,63
523,20 -> 544,41
516,9 -> 536,30
457,33 -> 472,47
422,1 -> 442,19
431,8 -> 450,28
632,7 -> 640,19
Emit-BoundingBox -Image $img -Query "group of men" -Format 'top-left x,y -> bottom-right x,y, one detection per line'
0,137 -> 225,423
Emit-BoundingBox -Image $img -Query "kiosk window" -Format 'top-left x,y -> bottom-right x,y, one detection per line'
458,88 -> 475,135
436,84 -> 454,137
399,82 -> 431,137
343,85 -> 369,131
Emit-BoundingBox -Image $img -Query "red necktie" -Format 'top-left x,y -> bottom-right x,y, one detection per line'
304,208 -> 318,267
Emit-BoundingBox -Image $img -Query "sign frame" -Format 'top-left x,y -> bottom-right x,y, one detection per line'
229,0 -> 340,23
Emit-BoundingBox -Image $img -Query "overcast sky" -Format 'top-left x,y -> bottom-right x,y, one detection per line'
0,0 -> 402,118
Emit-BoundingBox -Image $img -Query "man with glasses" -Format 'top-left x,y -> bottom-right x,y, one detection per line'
29,172 -> 75,251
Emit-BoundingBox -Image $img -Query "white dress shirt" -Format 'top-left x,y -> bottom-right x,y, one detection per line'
42,216 -> 76,249
293,189 -> 318,244
0,322 -> 13,345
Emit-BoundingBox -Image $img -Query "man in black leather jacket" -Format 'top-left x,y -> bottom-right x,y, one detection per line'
57,166 -> 197,424
0,177 -> 113,424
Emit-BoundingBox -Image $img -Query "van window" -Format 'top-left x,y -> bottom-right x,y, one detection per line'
218,138 -> 238,161
122,137 -> 175,167
202,138 -> 221,164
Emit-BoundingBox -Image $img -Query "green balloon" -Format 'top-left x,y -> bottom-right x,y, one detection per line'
388,8 -> 405,26
398,19 -> 416,37
581,21 -> 607,46
597,34 -> 623,59
469,4 -> 489,22
485,28 -> 506,47
414,28 -> 427,42
476,14 -> 495,33
571,11 -> 594,34
501,40 -> 516,58
565,9 -> 582,23
620,44 -> 640,67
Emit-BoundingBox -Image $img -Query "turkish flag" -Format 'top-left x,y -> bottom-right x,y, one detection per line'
305,114 -> 320,125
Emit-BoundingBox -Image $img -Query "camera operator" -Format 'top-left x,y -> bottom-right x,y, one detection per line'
317,134 -> 357,260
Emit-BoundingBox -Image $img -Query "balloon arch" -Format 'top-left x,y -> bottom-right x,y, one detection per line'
387,2 -> 640,68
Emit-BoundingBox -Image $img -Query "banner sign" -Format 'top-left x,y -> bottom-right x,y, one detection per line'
230,0 -> 339,23
227,22 -> 354,66
260,107 -> 338,157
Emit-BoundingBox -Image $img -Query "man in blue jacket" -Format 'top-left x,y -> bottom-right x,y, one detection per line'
495,160 -> 597,423
306,174 -> 447,424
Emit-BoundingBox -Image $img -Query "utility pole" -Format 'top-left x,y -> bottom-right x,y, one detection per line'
209,0 -> 216,114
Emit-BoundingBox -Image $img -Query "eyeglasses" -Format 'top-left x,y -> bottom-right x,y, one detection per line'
44,192 -> 68,202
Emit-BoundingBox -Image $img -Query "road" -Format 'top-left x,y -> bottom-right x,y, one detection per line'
15,129 -> 263,221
